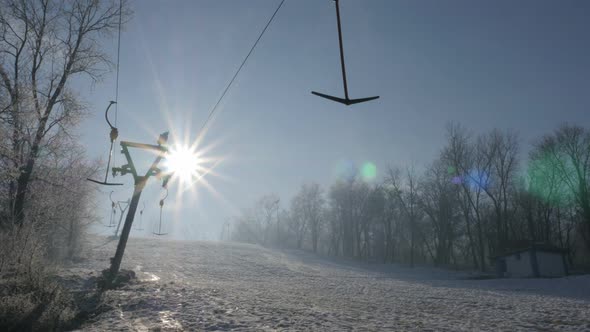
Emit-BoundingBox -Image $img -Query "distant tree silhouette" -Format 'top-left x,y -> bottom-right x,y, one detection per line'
229,123 -> 590,271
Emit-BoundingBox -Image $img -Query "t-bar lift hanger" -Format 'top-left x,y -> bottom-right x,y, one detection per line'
107,191 -> 117,227
312,0 -> 379,106
87,101 -> 123,186
135,202 -> 146,231
153,188 -> 169,236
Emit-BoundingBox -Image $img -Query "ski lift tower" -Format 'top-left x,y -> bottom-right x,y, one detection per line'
101,131 -> 172,289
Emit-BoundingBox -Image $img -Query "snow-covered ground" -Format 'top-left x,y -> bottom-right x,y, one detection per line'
64,236 -> 590,331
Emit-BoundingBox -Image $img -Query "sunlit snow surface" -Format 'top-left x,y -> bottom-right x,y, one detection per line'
65,236 -> 590,331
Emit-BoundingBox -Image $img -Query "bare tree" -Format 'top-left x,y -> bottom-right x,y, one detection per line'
420,158 -> 460,266
256,194 -> 280,245
476,129 -> 520,252
443,123 -> 488,270
291,183 -> 324,252
364,185 -> 385,259
386,166 -> 421,267
532,124 -> 590,250
521,144 -> 569,244
0,0 -> 127,225
289,195 -> 307,249
325,201 -> 342,256
328,179 -> 352,256
381,184 -> 401,263
327,176 -> 373,258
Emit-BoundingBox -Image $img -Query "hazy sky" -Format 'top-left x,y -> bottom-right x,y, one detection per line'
78,0 -> 590,240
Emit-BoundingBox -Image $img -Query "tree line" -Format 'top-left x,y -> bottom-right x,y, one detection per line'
229,123 -> 590,271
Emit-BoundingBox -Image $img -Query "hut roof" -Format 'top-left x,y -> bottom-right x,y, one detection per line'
491,243 -> 568,259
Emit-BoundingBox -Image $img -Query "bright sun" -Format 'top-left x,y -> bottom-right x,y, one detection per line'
165,145 -> 200,183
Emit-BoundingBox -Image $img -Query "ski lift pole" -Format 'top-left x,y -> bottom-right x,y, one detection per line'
102,132 -> 170,289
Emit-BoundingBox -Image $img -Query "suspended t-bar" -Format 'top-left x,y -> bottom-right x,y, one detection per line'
101,132 -> 171,289
113,199 -> 130,237
135,202 -> 146,231
88,101 -> 123,185
153,189 -> 169,236
107,191 -> 117,227
312,0 -> 379,106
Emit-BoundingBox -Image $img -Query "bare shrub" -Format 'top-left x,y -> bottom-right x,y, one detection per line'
0,223 -> 77,331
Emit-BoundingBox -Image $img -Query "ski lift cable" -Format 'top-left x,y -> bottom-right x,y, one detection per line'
113,0 -> 123,166
195,0 -> 287,140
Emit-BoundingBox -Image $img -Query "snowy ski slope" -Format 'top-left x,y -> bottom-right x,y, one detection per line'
65,236 -> 590,331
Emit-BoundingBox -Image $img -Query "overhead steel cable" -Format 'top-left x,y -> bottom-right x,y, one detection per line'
114,0 -> 123,125
86,1 -> 125,186
113,0 -> 123,167
195,0 -> 286,140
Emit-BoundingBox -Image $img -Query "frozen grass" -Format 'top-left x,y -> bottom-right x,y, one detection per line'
65,236 -> 590,331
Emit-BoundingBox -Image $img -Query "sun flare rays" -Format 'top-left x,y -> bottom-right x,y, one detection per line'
164,145 -> 201,184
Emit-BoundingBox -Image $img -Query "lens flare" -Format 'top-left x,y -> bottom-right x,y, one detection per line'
165,145 -> 200,184
447,166 -> 456,175
361,162 -> 377,181
334,159 -> 357,180
467,169 -> 490,190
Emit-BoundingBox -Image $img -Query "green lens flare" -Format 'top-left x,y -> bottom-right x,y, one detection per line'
447,166 -> 456,175
361,162 -> 377,181
527,153 -> 573,206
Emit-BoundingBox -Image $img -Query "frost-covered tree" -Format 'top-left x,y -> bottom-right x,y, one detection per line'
0,0 -> 127,225
291,183 -> 324,252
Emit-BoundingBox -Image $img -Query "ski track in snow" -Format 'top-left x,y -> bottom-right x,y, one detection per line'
64,236 -> 590,331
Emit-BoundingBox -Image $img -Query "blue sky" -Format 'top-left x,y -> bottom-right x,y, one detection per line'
78,0 -> 590,240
